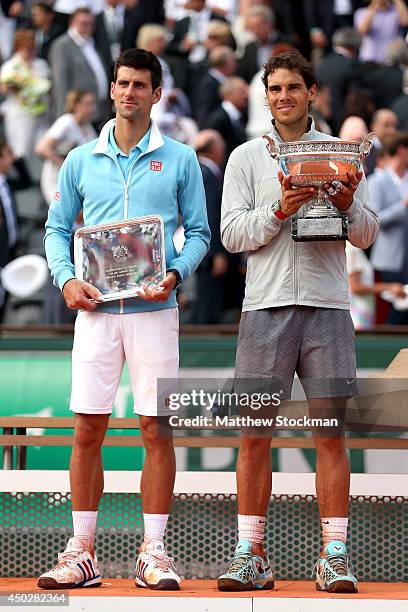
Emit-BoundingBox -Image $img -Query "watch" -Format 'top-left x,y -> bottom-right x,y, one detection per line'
271,199 -> 288,221
167,268 -> 182,289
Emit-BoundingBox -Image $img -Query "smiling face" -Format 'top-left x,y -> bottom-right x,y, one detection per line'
110,66 -> 161,121
266,68 -> 317,132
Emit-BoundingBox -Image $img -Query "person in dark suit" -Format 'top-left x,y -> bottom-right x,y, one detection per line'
238,5 -> 287,84
316,27 -> 362,134
121,0 -> 165,52
204,76 -> 248,161
30,2 -> 66,61
303,0 -> 365,55
358,37 -> 408,111
0,137 -> 31,321
192,129 -> 228,323
165,0 -> 227,92
192,45 -> 236,129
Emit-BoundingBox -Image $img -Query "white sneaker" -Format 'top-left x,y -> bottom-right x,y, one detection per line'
135,540 -> 181,590
37,537 -> 102,589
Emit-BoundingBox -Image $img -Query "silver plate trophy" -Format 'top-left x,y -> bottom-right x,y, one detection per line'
264,133 -> 375,241
74,215 -> 166,302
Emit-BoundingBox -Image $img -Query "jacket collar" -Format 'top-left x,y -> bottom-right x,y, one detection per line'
92,117 -> 165,155
269,115 -> 316,144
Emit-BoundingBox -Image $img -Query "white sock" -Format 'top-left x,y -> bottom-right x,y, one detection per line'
321,517 -> 348,546
143,513 -> 169,543
72,511 -> 98,550
238,514 -> 266,545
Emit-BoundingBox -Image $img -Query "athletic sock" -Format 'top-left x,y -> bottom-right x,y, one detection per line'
72,511 -> 98,551
143,513 -> 169,544
321,516 -> 348,547
238,514 -> 266,545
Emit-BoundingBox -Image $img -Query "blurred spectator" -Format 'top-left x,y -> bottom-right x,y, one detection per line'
192,45 -> 236,128
346,242 -> 406,328
0,0 -> 24,61
204,76 -> 248,160
357,39 -> 408,112
317,27 -> 362,133
137,23 -> 196,144
311,82 -> 333,134
342,87 -> 375,129
204,18 -> 236,50
35,89 -> 97,204
52,0 -> 113,69
366,107 -> 399,172
0,29 -> 51,159
193,129 -> 229,323
166,0 -> 227,91
30,2 -> 65,61
102,0 -> 126,62
368,131 -> 408,323
49,8 -> 112,126
354,0 -> 408,63
392,91 -> 408,129
339,114 -> 368,140
385,37 -> 408,88
237,5 -> 286,84
303,0 -> 365,59
0,137 -> 31,321
119,0 -> 166,55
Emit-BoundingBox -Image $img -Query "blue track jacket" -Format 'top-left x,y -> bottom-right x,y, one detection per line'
44,119 -> 210,314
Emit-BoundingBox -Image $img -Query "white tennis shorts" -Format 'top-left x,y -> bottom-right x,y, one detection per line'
69,308 -> 179,416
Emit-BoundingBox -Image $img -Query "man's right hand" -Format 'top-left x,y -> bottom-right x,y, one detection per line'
62,279 -> 102,311
278,171 -> 317,217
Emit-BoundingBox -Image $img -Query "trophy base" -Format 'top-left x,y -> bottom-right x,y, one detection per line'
292,215 -> 348,242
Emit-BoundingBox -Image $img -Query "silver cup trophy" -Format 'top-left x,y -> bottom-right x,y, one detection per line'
264,133 -> 375,241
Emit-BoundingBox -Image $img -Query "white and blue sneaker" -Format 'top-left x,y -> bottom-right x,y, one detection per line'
38,537 -> 101,589
135,540 -> 181,590
313,540 -> 358,593
218,540 -> 274,591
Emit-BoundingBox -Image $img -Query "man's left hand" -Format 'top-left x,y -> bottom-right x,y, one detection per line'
324,171 -> 363,211
136,272 -> 177,302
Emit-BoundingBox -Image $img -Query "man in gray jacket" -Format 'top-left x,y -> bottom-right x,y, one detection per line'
218,51 -> 379,593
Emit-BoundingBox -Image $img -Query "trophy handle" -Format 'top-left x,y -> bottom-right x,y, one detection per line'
263,134 -> 279,160
359,132 -> 375,158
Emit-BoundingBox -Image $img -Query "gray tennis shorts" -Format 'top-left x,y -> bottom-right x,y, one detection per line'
235,306 -> 356,399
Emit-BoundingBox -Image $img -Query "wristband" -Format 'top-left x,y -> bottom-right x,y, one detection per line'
271,199 -> 288,221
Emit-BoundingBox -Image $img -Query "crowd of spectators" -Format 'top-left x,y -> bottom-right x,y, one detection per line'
1,0 -> 408,327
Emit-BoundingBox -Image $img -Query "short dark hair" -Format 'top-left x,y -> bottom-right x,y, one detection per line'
383,131 -> 408,157
114,48 -> 162,91
32,2 -> 54,14
262,51 -> 317,91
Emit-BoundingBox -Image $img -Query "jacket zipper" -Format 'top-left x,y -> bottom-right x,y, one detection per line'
119,154 -> 145,313
108,153 -> 140,314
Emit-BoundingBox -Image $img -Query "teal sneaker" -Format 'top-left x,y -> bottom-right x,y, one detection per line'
217,540 -> 274,591
313,540 -> 358,593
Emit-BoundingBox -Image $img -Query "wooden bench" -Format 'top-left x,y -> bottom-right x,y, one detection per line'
2,349 -> 407,469
1,415 -> 407,470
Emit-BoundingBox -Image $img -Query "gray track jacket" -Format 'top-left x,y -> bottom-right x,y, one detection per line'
221,120 -> 379,312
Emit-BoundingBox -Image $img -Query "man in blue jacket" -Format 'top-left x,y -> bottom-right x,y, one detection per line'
39,48 -> 210,591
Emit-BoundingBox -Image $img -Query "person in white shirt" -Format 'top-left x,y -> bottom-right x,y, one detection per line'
0,29 -> 50,159
36,89 -> 97,204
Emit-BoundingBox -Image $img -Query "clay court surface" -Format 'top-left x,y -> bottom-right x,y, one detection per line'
1,578 -> 407,599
